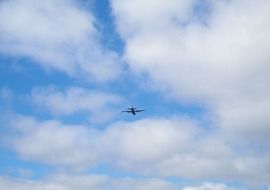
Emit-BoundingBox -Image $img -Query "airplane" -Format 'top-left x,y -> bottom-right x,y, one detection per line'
122,107 -> 145,115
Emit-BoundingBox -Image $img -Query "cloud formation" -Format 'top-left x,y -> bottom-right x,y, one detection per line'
0,174 -> 177,190
2,114 -> 270,186
4,115 -> 98,169
31,86 -> 123,123
111,0 -> 270,185
182,182 -> 238,190
3,115 -> 198,170
0,0 -> 121,82
112,0 -> 270,140
1,0 -> 270,189
0,174 -> 245,190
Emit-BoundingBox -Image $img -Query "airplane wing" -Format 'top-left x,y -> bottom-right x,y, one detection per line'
122,110 -> 132,113
135,109 -> 145,112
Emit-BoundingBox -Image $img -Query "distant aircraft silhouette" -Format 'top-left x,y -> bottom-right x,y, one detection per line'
122,106 -> 145,115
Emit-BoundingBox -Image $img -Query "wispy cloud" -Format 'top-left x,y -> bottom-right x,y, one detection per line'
182,182 -> 240,190
0,174 -> 245,190
0,0 -> 121,82
31,86 -> 123,123
4,115 -> 98,169
2,114 -> 270,185
2,115 -> 199,170
0,174 -> 177,190
112,0 -> 270,185
1,0 -> 270,189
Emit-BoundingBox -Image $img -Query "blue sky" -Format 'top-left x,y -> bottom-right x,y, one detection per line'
0,0 -> 270,189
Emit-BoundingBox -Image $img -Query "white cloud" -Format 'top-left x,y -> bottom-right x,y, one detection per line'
0,175 -> 247,190
3,115 -> 199,170
112,0 -> 270,142
0,174 -> 176,190
31,86 -> 123,123
98,118 -> 200,164
112,0 -> 195,38
0,175 -> 108,190
182,182 -> 237,190
5,115 -> 98,169
0,0 -> 121,82
1,0 -> 270,189
2,114 -> 270,185
111,0 -> 270,184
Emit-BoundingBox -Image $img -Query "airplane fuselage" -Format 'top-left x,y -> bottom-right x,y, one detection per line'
131,108 -> 136,115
